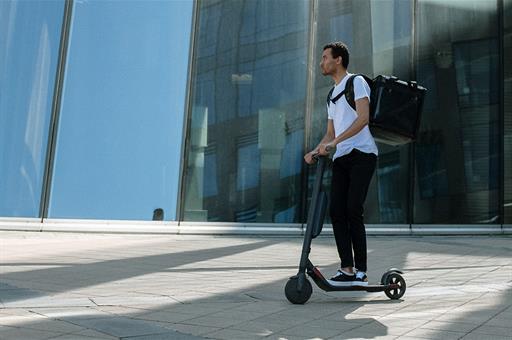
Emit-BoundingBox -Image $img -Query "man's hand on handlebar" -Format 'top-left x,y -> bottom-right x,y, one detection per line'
304,142 -> 336,164
319,142 -> 336,156
304,150 -> 319,164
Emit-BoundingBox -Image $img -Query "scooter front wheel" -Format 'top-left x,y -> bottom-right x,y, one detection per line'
285,276 -> 312,304
384,273 -> 406,300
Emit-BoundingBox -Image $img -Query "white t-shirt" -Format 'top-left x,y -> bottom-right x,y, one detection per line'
327,73 -> 378,160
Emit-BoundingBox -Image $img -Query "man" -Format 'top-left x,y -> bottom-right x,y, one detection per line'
304,42 -> 378,286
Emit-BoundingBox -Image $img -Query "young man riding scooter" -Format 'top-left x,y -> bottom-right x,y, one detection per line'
304,42 -> 378,287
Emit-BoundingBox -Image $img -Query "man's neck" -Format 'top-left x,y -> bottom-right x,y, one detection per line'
332,69 -> 348,86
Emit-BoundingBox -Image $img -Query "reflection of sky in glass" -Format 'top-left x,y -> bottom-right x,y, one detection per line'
0,0 -> 64,217
49,0 -> 192,220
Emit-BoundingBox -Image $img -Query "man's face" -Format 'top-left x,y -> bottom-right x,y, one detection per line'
320,48 -> 340,76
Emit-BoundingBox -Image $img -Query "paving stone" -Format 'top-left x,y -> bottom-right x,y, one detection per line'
484,316 -> 512,327
471,325 -> 512,337
264,334 -> 312,340
170,323 -> 221,336
418,320 -> 476,333
14,318 -> 86,334
277,324 -> 343,338
29,307 -> 112,320
203,328 -> 270,339
229,319 -> 298,333
3,297 -> 95,308
461,334 -> 512,340
326,323 -> 394,339
120,330 -> 204,339
402,328 -> 468,339
68,316 -> 176,338
330,335 -> 397,340
179,315 -> 242,328
0,325 -> 61,340
57,328 -> 118,339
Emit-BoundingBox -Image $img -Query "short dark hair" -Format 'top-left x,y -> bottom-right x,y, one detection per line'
323,42 -> 349,68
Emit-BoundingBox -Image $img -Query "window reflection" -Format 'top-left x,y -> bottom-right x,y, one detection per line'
0,0 -> 64,217
415,0 -> 499,223
504,0 -> 512,223
48,0 -> 192,220
312,0 -> 412,224
183,0 -> 309,223
376,151 -> 404,223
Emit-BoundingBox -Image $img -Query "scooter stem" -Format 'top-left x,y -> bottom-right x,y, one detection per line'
298,156 -> 328,274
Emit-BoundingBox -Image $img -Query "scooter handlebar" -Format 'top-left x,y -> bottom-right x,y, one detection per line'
311,145 -> 334,161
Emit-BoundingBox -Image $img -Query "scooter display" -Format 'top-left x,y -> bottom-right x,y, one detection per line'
285,155 -> 406,304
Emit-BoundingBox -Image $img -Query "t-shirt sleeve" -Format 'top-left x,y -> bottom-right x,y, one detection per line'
353,75 -> 371,101
327,103 -> 334,120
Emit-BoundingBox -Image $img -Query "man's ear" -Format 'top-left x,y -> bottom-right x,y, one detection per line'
337,56 -> 343,65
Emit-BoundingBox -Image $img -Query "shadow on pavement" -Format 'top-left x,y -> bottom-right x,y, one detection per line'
0,235 -> 510,339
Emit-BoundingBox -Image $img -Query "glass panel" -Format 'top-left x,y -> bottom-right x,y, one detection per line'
182,0 -> 309,222
415,0 -> 499,223
0,0 -> 64,217
311,0 -> 412,224
505,0 -> 512,223
48,0 -> 193,220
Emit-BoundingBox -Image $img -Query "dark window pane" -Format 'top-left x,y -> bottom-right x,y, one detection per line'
505,0 -> 512,223
182,0 -> 309,223
312,0 -> 412,224
415,0 -> 499,224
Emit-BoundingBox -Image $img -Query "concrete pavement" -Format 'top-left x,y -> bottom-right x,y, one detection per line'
0,231 -> 511,339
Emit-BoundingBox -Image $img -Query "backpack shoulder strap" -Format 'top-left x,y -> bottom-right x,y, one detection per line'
344,75 -> 358,111
327,86 -> 349,106
345,74 -> 373,111
327,74 -> 372,109
326,87 -> 335,106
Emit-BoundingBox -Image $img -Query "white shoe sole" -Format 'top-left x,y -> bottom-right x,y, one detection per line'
327,279 -> 355,287
326,280 -> 369,287
352,281 -> 369,286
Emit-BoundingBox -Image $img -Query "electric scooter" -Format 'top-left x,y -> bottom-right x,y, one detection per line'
285,154 -> 406,304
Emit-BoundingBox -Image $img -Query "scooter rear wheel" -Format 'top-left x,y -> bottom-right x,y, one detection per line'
384,273 -> 406,300
285,277 -> 312,304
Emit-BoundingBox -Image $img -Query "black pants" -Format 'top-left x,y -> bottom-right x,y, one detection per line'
330,148 -> 377,272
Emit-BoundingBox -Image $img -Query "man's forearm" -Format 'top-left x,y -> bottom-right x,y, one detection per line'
314,132 -> 335,151
332,116 -> 368,145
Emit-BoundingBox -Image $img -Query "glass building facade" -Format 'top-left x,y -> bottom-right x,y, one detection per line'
1,0 -> 511,233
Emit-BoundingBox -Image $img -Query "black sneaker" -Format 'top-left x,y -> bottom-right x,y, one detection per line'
354,271 -> 368,286
327,270 -> 355,286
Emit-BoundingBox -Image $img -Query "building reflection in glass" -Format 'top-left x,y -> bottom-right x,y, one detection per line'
183,0 -> 309,222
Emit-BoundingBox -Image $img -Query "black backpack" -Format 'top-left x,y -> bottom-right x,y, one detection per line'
326,74 -> 426,146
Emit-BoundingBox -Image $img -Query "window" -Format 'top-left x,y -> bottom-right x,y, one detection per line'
48,0 -> 193,220
182,0 -> 309,223
0,0 -> 64,217
415,0 -> 499,223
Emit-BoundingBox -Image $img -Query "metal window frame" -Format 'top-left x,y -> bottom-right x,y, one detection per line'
300,0 -> 319,226
39,0 -> 74,220
176,0 -> 200,222
408,0 -> 419,228
498,0 -> 505,226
